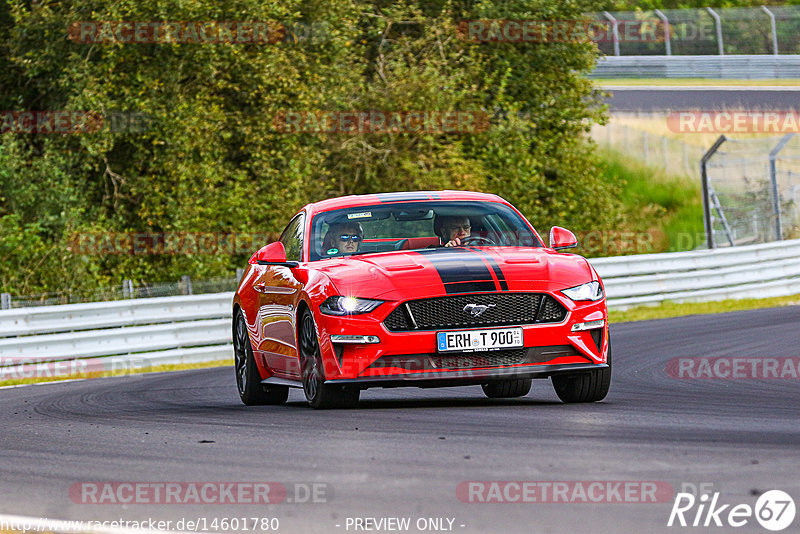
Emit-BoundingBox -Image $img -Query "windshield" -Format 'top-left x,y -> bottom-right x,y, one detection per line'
308,200 -> 542,261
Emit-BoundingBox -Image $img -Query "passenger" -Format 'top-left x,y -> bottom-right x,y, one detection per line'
322,222 -> 363,256
434,215 -> 471,247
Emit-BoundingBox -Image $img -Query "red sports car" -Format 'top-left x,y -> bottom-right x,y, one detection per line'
233,191 -> 610,408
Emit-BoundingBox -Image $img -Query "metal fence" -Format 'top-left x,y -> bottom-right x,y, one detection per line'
595,5 -> 800,56
593,120 -> 800,249
702,134 -> 800,248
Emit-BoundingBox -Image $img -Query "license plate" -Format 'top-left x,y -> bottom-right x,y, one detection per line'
436,327 -> 523,353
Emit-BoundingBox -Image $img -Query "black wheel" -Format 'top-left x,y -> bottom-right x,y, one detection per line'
298,310 -> 360,409
481,379 -> 532,398
551,343 -> 612,403
234,310 -> 289,406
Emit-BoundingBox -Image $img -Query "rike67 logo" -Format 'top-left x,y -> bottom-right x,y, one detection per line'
668,490 -> 796,531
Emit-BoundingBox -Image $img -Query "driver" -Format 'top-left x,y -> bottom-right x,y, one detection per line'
322,222 -> 363,256
434,215 -> 471,247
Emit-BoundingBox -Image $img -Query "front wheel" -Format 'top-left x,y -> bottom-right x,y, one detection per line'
299,310 -> 360,409
551,343 -> 612,403
481,379 -> 532,398
234,311 -> 289,406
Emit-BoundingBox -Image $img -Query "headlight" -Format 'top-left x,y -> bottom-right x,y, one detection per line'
320,296 -> 384,316
560,281 -> 604,302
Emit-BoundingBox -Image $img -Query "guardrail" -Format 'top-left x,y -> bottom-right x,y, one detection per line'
591,238 -> 800,307
0,293 -> 234,378
1,238 -> 799,376
591,55 -> 800,79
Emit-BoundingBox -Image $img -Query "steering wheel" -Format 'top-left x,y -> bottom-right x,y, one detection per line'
460,236 -> 496,246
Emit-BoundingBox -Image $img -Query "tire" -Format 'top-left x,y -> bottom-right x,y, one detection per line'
551,342 -> 612,403
481,379 -> 532,398
298,310 -> 360,409
234,310 -> 289,406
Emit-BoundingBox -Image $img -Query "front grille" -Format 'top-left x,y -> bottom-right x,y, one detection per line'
383,293 -> 567,331
367,345 -> 581,372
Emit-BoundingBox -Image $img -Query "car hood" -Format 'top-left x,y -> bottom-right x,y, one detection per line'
311,247 -> 594,301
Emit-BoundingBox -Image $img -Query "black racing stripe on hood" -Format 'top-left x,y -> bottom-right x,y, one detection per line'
468,248 -> 509,291
415,248 -> 499,294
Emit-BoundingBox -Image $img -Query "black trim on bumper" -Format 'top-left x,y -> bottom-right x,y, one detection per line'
324,362 -> 608,389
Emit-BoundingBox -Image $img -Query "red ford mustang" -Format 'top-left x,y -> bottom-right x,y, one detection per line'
233,191 -> 610,408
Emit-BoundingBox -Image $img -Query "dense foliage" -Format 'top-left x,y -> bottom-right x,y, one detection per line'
0,0 -> 620,296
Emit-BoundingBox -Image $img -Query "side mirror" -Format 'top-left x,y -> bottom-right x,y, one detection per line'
549,226 -> 578,250
248,242 -> 299,267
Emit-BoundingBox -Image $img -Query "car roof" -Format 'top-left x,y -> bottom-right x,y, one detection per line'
304,190 -> 508,216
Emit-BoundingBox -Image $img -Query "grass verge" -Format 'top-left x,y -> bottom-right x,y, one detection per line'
0,358 -> 232,388
597,147 -> 704,253
609,294 -> 800,323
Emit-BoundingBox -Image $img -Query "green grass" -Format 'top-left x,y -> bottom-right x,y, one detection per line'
0,358 -> 232,388
593,78 -> 800,86
609,294 -> 800,323
598,147 -> 704,253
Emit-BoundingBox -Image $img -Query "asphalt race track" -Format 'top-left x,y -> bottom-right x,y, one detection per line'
1,306 -> 799,534
601,86 -> 800,112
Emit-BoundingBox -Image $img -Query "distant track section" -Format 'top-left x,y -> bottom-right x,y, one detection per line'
601,85 -> 800,112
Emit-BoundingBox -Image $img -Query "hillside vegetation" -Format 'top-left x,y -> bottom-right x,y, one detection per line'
0,1 -> 701,298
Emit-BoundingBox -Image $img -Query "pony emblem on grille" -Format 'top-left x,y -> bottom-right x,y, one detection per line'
463,303 -> 496,317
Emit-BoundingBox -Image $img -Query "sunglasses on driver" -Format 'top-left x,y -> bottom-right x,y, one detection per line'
338,234 -> 362,242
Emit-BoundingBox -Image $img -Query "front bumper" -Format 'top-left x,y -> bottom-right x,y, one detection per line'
314,292 -> 608,382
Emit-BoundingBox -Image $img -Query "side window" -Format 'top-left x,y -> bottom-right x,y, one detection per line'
279,214 -> 305,262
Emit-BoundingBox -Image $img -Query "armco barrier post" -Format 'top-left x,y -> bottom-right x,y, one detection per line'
122,279 -> 133,299
761,6 -> 779,55
182,275 -> 193,295
706,7 -> 724,55
701,135 -> 727,249
654,9 -> 671,56
1,293 -> 10,310
768,133 -> 793,241
603,11 -> 620,56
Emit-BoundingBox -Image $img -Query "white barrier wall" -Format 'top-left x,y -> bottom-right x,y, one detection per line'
590,238 -> 800,308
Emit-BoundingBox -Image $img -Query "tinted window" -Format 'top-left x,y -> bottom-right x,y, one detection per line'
280,214 -> 305,262
309,201 -> 541,261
